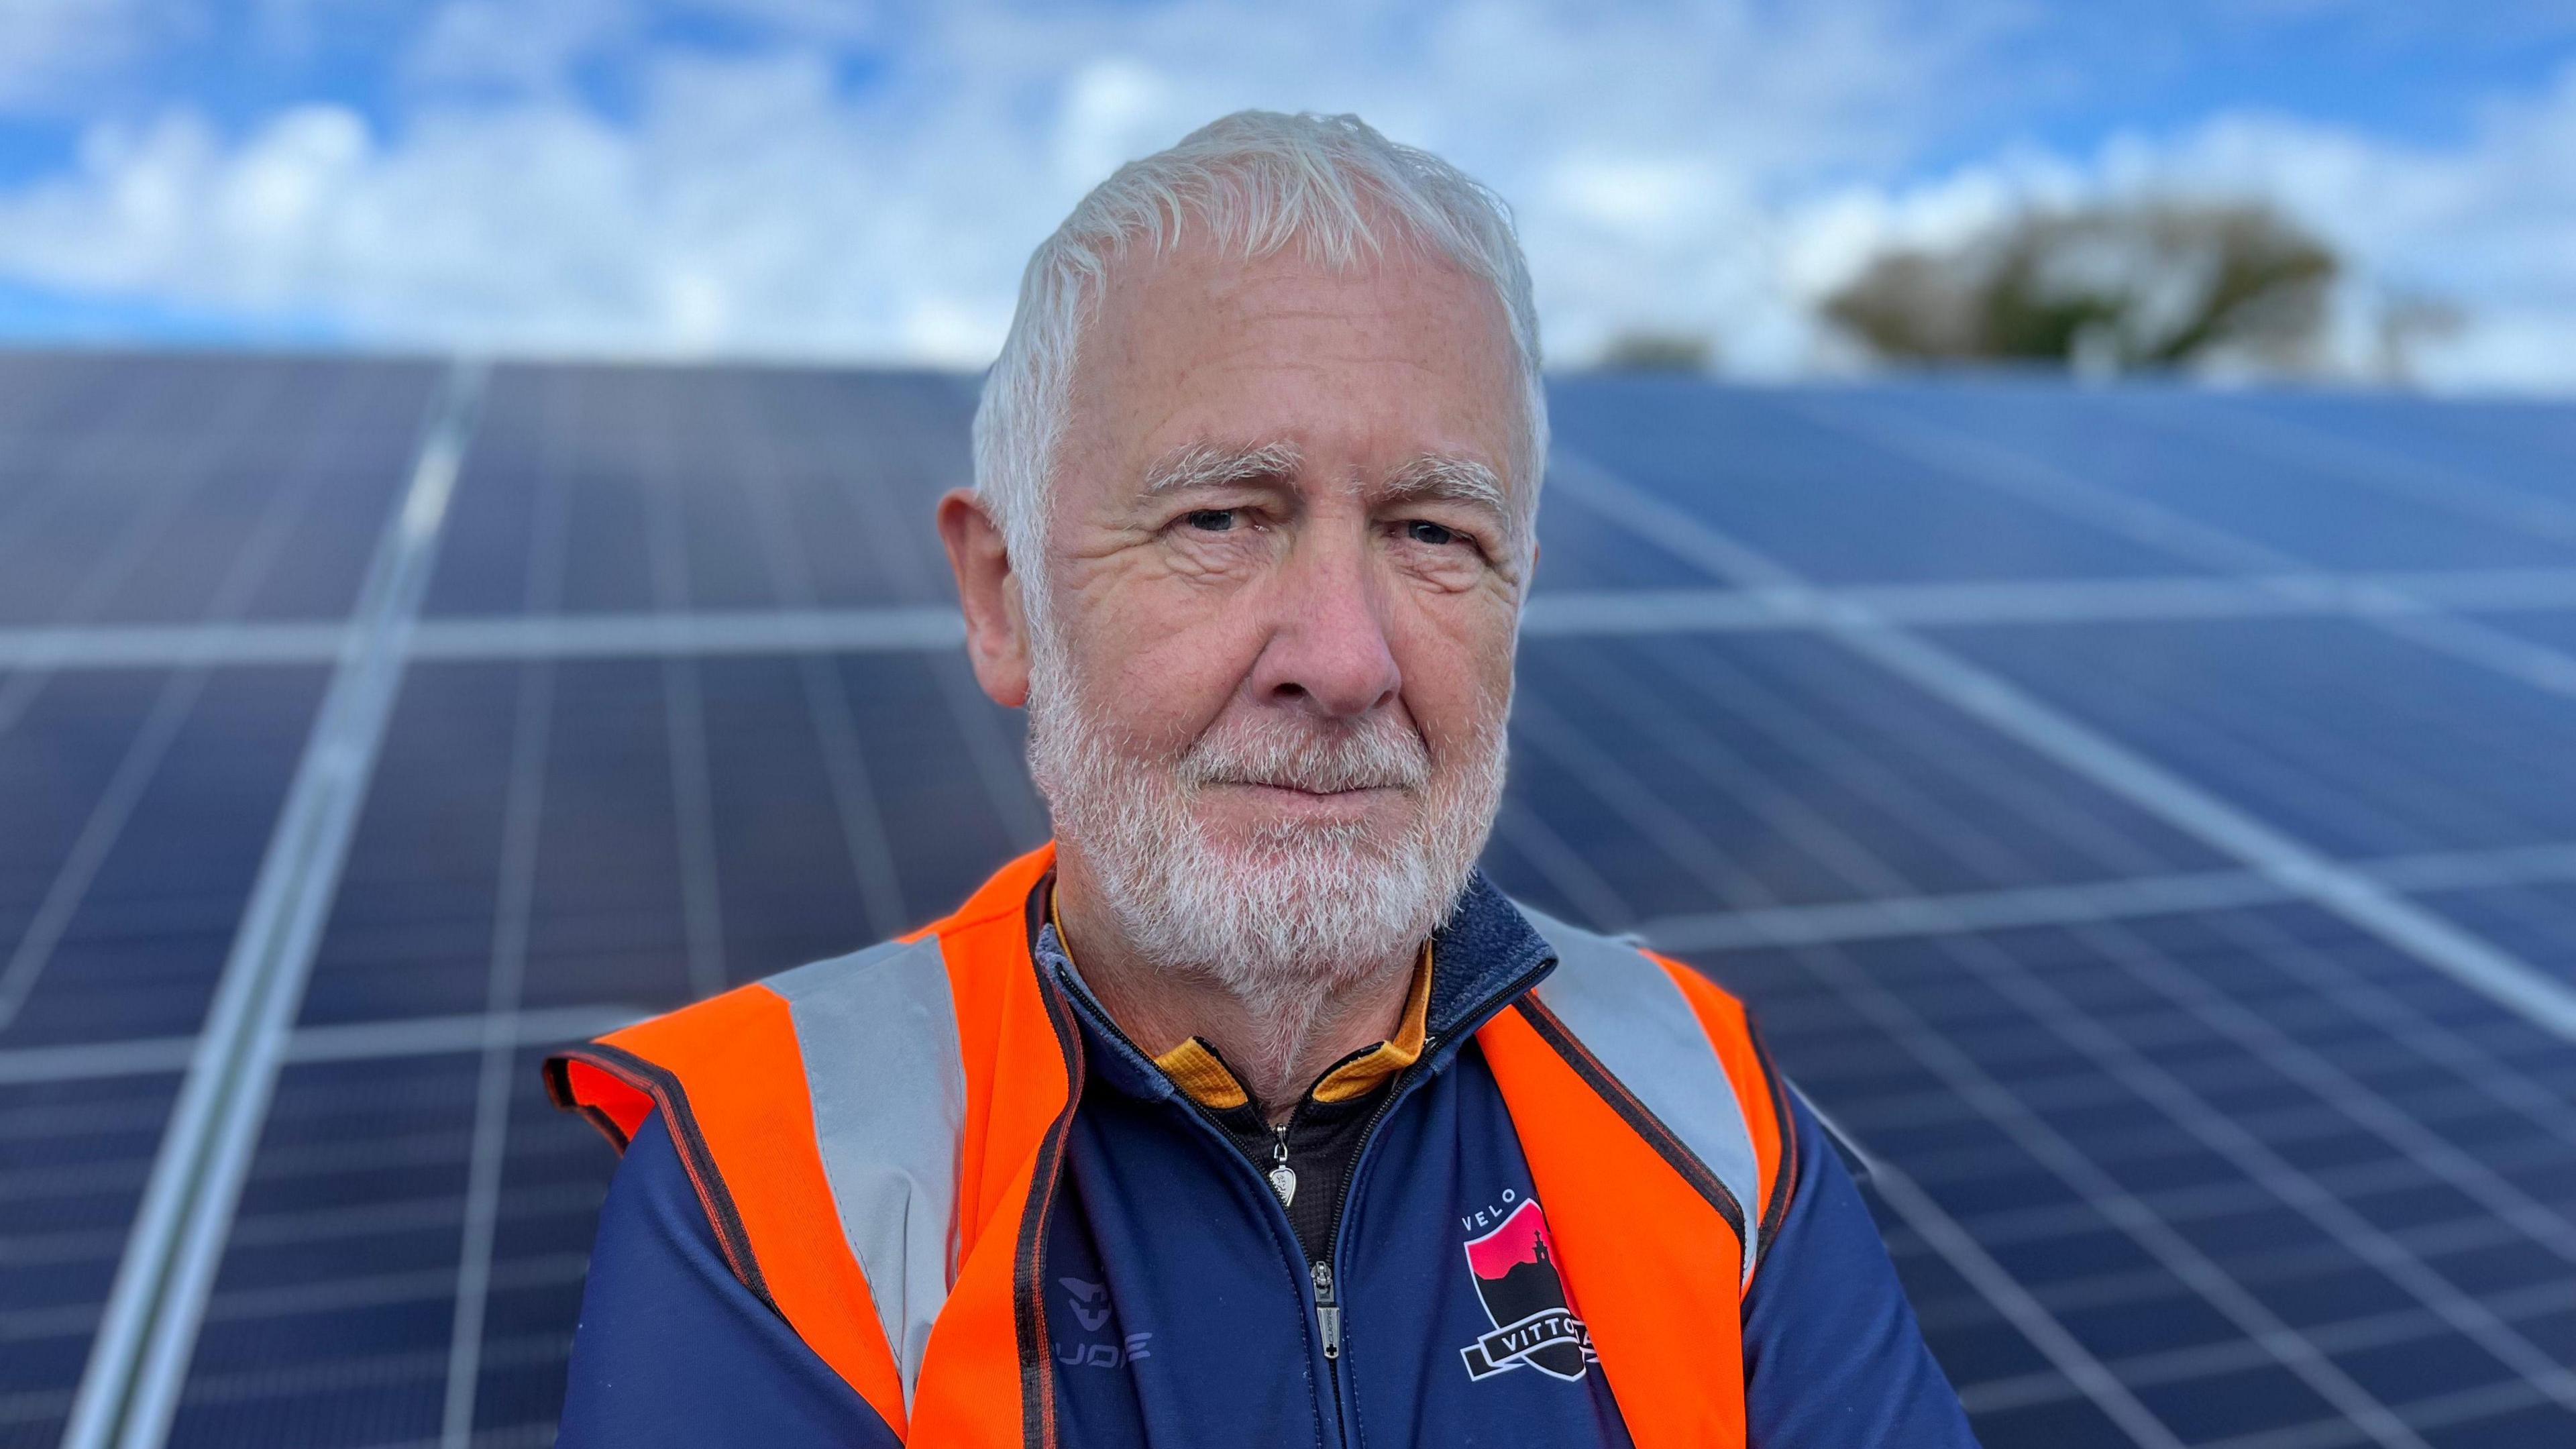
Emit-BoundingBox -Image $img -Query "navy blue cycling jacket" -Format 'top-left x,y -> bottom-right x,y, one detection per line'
551,871 -> 1976,1447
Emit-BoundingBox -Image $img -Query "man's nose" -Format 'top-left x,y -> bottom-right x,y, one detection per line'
1249,528 -> 1402,718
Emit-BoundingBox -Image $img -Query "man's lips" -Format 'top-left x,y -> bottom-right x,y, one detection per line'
1203,781 -> 1410,815
1208,780 -> 1408,797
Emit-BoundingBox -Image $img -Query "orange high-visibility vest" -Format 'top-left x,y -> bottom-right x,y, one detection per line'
547,844 -> 1794,1448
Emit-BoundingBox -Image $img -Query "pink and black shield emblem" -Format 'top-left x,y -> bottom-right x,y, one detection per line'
1460,1198 -> 1596,1382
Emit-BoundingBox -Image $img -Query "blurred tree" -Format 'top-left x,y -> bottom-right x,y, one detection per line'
1593,330 -> 1717,374
1824,201 -> 2341,374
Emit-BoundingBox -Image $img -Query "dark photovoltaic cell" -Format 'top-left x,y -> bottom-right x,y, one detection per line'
2410,883 -> 2576,989
0,354 -> 433,1448
5,354 -> 2574,1449
1549,375 -> 2223,584
2,1072 -> 187,1449
1491,633 -> 2229,926
152,1051 -> 608,1449
2167,392 -> 2576,517
294,651 -> 1042,1032
0,356 -> 436,628
1,665 -> 331,1049
425,364 -> 984,618
1717,903 -> 2576,1448
1854,384 -> 2576,576
1931,618 -> 2576,859
1528,483 -> 1743,593
2476,609 -> 2576,656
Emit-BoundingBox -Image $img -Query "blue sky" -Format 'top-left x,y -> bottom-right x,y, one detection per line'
1,1 -> 2571,386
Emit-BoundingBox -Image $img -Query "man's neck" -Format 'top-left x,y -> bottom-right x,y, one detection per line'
1051,857 -> 1417,1122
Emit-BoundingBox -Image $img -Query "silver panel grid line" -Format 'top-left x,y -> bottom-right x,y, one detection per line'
0,372 -> 376,1035
708,378 -> 914,939
638,392 -> 734,1004
0,372 -> 278,743
13,364 -> 2573,1449
11,831 -> 2576,1088
439,384 -> 576,1449
1548,447 -> 2576,1044
1525,625 -> 2576,1441
1860,1158 -> 2193,1449
11,566 -> 2576,672
0,1006 -> 650,1088
58,359 -> 488,1449
1763,937 -> 2440,1449
2151,399 -> 2576,553
1782,397 -> 2576,700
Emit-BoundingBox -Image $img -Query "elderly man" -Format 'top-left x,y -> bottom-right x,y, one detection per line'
547,111 -> 1972,1448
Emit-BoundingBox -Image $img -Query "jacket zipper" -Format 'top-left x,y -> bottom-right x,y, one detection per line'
1311,956 -> 1554,1442
1051,973 -> 1345,1414
1311,1259 -> 1342,1358
1051,951 -> 1556,1448
1309,1058 -> 1407,1381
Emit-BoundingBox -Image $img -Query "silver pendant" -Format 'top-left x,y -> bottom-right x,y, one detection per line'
1269,1164 -> 1298,1208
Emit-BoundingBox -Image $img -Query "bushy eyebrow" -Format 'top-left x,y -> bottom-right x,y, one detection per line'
1136,443 -> 1524,555
1381,453 -> 1508,517
1139,441 -> 1303,498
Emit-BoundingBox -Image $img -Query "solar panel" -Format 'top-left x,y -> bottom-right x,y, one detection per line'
0,358 -> 436,629
424,365 -> 983,619
1934,618 -> 2576,857
4,353 -> 2573,1449
1872,385 -> 2576,574
1551,377 -> 2230,584
2483,610 -> 2576,654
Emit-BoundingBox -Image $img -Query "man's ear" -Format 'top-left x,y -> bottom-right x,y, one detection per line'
937,488 -> 1032,708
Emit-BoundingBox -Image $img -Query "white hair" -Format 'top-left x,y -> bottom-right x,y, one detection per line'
971,109 -> 1548,600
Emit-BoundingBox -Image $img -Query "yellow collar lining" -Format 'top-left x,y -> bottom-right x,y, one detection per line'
1050,887 -> 1432,1112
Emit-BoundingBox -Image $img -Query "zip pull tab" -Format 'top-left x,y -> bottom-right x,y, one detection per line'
1311,1260 -> 1342,1360
1267,1124 -> 1297,1208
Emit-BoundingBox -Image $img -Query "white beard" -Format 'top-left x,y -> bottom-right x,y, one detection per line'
1025,619 -> 1508,1025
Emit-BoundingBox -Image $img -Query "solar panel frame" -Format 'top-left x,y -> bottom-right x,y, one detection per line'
6,356 -> 2573,1449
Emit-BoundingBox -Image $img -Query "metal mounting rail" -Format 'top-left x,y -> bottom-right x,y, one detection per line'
60,359 -> 486,1449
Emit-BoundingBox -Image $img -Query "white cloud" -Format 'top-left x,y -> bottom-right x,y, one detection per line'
0,0 -> 2567,390
0,0 -> 162,109
1051,57 -> 1177,189
404,0 -> 634,92
0,0 -> 1989,365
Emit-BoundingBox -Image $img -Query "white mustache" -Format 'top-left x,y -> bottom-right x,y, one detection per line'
1177,718 -> 1431,795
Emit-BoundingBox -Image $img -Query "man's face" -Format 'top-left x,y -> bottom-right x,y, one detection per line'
1028,239 -> 1529,994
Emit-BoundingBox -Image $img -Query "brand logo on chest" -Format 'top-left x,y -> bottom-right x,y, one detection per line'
1458,1197 -> 1596,1383
1055,1277 -> 1152,1370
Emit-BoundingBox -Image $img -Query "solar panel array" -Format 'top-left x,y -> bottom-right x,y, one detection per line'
6,354 -> 2576,1449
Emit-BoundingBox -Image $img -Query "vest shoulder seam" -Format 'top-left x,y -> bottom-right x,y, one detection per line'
1511,903 -> 1769,1288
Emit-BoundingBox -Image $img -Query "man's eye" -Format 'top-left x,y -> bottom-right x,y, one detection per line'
1185,509 -> 1238,533
1405,519 -> 1459,547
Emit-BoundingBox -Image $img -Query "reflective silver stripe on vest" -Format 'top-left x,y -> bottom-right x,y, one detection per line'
765,936 -> 966,1411
1519,906 -> 1766,1287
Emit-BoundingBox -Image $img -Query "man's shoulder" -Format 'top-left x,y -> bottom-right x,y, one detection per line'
651,892 -> 1034,1035
761,933 -> 949,1007
1509,898 -> 1755,1020
568,931 -> 968,1089
1510,900 -> 1654,969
